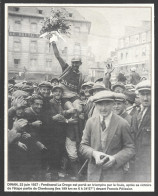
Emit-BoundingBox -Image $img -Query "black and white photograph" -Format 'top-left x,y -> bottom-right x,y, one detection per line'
4,3 -> 154,192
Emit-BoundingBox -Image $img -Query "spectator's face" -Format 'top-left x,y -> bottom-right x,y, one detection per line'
52,88 -> 63,100
113,101 -> 126,115
39,87 -> 51,98
72,61 -> 80,71
95,100 -> 114,117
16,107 -> 25,118
32,99 -> 43,114
14,87 -> 18,91
114,86 -> 124,93
52,80 -> 59,87
139,90 -> 151,107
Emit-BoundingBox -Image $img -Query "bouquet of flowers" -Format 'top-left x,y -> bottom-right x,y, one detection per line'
40,8 -> 71,42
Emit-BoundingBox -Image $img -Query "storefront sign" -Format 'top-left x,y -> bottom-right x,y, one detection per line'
9,32 -> 40,38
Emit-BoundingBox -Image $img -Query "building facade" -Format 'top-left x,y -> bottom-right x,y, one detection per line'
8,6 -> 92,82
115,21 -> 151,79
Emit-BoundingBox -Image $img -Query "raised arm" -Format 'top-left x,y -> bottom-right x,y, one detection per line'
52,42 -> 68,72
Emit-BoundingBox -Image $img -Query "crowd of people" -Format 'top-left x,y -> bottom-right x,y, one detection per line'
8,41 -> 151,182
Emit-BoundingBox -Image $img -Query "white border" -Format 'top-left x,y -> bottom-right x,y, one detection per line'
4,3 -> 155,192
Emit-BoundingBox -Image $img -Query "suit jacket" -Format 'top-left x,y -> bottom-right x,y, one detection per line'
133,106 -> 151,181
79,113 -> 135,181
121,111 -> 132,126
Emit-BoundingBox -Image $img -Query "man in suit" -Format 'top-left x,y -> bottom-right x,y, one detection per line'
124,90 -> 138,117
113,93 -> 132,126
133,80 -> 151,181
79,91 -> 135,181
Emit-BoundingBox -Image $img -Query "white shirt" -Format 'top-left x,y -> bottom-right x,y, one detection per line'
100,112 -> 113,131
100,112 -> 113,149
126,105 -> 134,114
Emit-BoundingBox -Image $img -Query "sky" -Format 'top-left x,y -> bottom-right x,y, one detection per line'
75,6 -> 151,61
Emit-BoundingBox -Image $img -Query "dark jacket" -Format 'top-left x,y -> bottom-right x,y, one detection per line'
132,106 -> 151,181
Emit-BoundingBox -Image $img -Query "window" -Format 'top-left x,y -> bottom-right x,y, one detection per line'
46,59 -> 52,68
130,36 -> 135,45
142,33 -> 146,43
142,47 -> 146,56
69,13 -> 72,17
14,21 -> 21,31
126,52 -> 128,59
125,37 -> 129,47
30,58 -> 37,68
135,49 -> 139,58
74,27 -> 80,33
13,7 -> 19,12
31,23 -> 37,33
62,47 -> 67,55
14,40 -> 21,51
121,53 -> 123,60
38,10 -> 43,14
120,39 -> 124,48
46,42 -> 50,53
30,41 -> 37,53
135,35 -> 139,44
74,43 -> 81,55
14,59 -> 20,68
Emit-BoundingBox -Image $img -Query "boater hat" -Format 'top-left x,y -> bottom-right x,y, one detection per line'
92,90 -> 115,103
136,80 -> 151,92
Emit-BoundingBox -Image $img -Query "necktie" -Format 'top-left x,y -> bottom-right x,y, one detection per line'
101,116 -> 106,131
137,108 -> 145,128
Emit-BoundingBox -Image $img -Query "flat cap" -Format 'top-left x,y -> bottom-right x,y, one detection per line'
89,83 -> 107,94
81,81 -> 94,89
8,84 -> 14,93
12,90 -> 29,99
50,77 -> 59,83
91,90 -> 115,103
52,84 -> 63,92
95,78 -> 103,83
136,80 -> 151,92
114,93 -> 126,102
39,81 -> 52,88
21,85 -> 34,93
130,67 -> 136,72
14,82 -> 24,90
125,84 -> 135,92
111,82 -> 125,91
71,57 -> 82,63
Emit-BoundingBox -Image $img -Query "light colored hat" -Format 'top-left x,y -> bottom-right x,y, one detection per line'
52,84 -> 63,92
81,81 -> 94,89
39,81 -> 52,88
125,84 -> 135,91
114,93 -> 126,102
91,90 -> 115,103
71,57 -> 82,64
111,82 -> 125,91
130,67 -> 136,72
89,83 -> 107,94
136,80 -> 151,92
